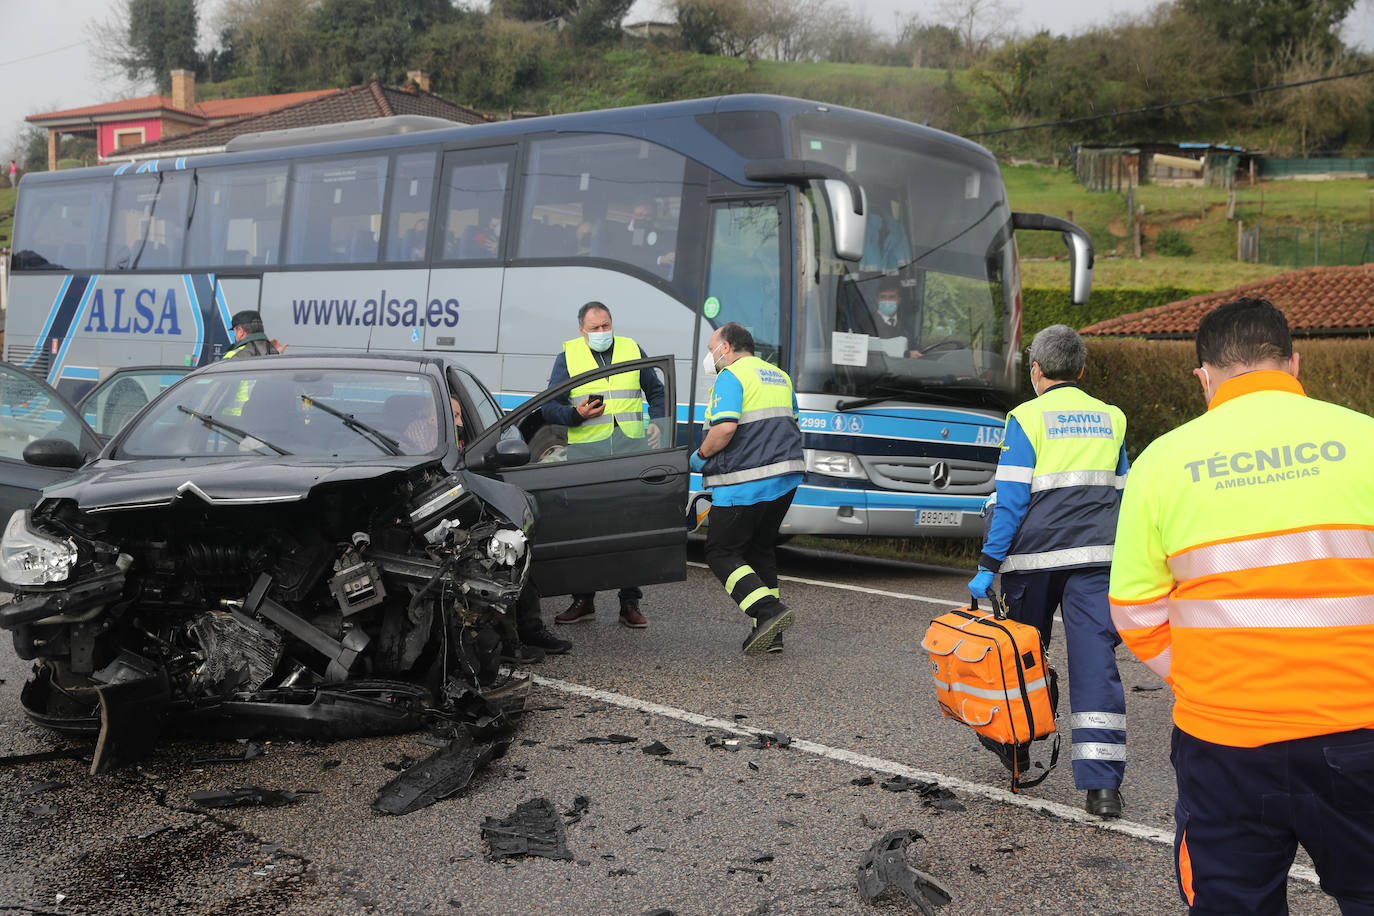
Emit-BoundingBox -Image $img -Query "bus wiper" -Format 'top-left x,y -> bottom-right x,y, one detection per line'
176,405 -> 291,455
301,394 -> 403,456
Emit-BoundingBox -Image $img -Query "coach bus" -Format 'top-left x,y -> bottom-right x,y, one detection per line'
4,94 -> 1091,539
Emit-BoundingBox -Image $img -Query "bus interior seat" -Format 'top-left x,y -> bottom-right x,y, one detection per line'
225,249 -> 250,266
349,230 -> 378,262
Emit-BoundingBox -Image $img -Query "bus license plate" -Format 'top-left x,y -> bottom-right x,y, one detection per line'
917,510 -> 962,527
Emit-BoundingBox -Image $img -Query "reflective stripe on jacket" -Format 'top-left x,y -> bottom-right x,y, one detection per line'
702,355 -> 804,487
564,336 -> 645,443
1108,370 -> 1374,747
996,385 -> 1127,573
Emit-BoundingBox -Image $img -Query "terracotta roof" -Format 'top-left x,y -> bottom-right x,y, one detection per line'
26,89 -> 338,123
1080,265 -> 1374,338
113,82 -> 489,156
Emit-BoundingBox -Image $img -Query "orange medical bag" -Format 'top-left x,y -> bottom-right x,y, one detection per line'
922,597 -> 1059,789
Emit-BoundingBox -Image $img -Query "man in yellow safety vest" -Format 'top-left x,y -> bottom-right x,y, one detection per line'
545,301 -> 665,629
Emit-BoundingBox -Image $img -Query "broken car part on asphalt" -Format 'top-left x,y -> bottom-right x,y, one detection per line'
856,829 -> 954,914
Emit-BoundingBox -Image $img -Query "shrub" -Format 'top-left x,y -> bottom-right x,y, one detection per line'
1083,336 -> 1374,459
1153,228 -> 1194,257
1022,286 -> 1204,340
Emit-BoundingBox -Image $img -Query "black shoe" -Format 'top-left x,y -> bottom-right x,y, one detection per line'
1085,789 -> 1123,818
520,623 -> 572,655
743,605 -> 794,656
767,631 -> 783,653
499,641 -> 546,665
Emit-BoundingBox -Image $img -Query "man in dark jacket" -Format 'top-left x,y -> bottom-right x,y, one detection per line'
224,311 -> 282,359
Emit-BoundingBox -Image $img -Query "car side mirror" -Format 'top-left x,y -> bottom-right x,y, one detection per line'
485,437 -> 530,469
23,438 -> 86,469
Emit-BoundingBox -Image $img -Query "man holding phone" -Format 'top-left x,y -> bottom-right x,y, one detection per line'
543,301 -> 666,628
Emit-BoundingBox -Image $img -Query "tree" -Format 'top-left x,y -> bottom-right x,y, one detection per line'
305,0 -> 458,86
935,0 -> 1019,68
898,18 -> 963,69
418,15 -> 557,108
125,0 -> 202,92
1261,38 -> 1372,155
672,0 -> 768,57
1178,0 -> 1358,80
215,0 -> 319,93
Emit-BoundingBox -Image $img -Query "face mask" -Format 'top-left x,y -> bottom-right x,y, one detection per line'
587,330 -> 613,352
702,344 -> 723,377
1198,366 -> 1212,403
877,299 -> 898,318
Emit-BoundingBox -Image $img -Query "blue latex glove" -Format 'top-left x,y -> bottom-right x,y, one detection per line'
689,449 -> 707,473
968,567 -> 995,598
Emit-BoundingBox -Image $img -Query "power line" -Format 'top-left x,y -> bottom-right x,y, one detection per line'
966,66 -> 1374,137
0,41 -> 89,69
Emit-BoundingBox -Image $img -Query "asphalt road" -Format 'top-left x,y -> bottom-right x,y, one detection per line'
0,545 -> 1343,916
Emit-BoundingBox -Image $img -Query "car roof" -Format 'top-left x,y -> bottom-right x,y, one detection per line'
189,352 -> 455,377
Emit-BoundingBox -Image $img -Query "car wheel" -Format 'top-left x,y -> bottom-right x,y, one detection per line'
526,426 -> 568,463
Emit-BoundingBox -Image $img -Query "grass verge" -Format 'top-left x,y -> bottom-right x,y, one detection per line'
790,535 -> 980,569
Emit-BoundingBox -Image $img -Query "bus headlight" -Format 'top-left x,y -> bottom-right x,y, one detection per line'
804,449 -> 868,480
0,510 -> 78,586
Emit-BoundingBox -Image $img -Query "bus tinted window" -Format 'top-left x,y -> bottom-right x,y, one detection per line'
384,151 -> 438,264
186,162 -> 287,267
517,136 -> 686,281
438,150 -> 510,261
705,202 -> 782,364
107,172 -> 192,271
11,180 -> 111,271
285,155 -> 388,265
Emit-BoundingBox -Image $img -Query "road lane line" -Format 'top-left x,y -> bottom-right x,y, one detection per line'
526,670 -> 1320,887
687,560 -> 957,606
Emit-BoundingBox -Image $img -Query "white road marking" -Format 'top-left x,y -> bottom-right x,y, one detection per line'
686,560 -> 958,606
523,673 -> 1319,888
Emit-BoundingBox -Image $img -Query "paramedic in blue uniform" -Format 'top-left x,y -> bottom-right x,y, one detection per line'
968,324 -> 1131,818
690,321 -> 805,656
544,301 -> 665,629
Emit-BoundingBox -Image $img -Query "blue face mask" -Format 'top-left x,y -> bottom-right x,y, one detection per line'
877,299 -> 898,318
587,330 -> 614,352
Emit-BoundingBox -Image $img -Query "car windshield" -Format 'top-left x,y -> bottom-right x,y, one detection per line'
118,367 -> 444,458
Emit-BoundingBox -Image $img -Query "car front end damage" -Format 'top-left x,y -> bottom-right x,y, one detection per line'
0,461 -> 535,774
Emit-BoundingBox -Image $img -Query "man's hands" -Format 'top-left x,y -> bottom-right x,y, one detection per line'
689,449 -> 707,473
647,423 -> 662,449
576,396 -> 605,420
968,567 -> 995,598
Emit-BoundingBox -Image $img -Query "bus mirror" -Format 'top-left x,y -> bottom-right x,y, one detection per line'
1011,212 -> 1094,305
825,180 -> 867,262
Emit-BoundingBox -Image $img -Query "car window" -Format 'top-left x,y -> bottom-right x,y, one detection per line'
514,362 -> 672,464
118,368 -> 445,458
0,367 -> 89,460
81,368 -> 191,438
448,367 -> 502,432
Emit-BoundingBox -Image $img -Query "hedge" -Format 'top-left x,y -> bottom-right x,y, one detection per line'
1082,337 -> 1374,459
1022,286 -> 1206,341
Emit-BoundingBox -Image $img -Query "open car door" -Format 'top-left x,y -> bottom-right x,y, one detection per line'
463,355 -> 688,597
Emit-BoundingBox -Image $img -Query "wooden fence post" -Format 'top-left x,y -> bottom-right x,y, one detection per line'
1237,220 -> 1243,261
1134,205 -> 1144,258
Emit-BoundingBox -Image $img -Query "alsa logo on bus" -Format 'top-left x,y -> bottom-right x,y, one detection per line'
82,287 -> 183,335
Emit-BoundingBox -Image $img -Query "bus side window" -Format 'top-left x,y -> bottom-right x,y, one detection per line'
383,151 -> 438,264
437,150 -> 511,263
186,163 -> 287,269
106,172 -> 191,271
285,155 -> 388,266
516,135 -> 686,282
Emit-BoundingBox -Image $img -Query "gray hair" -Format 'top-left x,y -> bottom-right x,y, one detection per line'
1028,325 -> 1086,380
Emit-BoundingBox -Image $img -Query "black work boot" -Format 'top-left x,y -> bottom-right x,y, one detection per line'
742,604 -> 794,656
1085,789 -> 1123,818
521,623 -> 572,655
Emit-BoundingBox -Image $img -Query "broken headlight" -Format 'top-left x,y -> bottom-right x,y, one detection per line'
0,510 -> 79,586
486,529 -> 526,567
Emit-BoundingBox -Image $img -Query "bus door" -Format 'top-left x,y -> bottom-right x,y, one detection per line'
422,147 -> 513,358
695,195 -> 788,413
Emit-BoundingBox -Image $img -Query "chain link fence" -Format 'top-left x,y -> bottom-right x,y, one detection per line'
1239,222 -> 1374,267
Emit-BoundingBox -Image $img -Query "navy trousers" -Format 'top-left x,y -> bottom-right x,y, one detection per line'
1000,566 -> 1126,790
1172,727 -> 1374,915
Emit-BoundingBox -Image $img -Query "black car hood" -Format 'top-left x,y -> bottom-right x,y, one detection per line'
40,455 -> 434,513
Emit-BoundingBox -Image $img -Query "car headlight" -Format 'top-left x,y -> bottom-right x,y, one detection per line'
804,449 -> 869,480
1,510 -> 79,586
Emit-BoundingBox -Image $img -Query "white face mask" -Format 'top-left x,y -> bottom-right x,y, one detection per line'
702,343 -> 724,377
587,330 -> 614,352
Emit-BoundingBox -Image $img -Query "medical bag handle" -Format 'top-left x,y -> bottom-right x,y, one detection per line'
968,594 -> 1009,621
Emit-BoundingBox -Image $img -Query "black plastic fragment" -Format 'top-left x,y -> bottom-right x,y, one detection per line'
852,775 -> 875,786
578,734 -> 637,745
0,748 -> 88,767
563,795 -> 591,823
641,740 -> 671,756
856,829 -> 954,915
190,786 -> 303,808
372,731 -> 502,815
482,798 -> 574,860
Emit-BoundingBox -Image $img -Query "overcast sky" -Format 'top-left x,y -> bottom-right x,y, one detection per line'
4,0 -> 1373,161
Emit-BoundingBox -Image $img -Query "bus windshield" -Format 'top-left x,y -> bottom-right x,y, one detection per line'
793,120 -> 1018,411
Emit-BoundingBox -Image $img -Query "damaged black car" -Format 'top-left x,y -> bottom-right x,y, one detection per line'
0,353 -> 688,773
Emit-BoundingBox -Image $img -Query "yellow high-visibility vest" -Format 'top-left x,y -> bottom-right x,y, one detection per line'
564,336 -> 645,443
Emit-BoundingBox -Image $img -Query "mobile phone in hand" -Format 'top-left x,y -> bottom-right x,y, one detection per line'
586,395 -> 604,407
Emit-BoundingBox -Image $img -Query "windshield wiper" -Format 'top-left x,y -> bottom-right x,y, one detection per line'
176,405 -> 291,455
835,379 -> 982,411
301,394 -> 403,456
